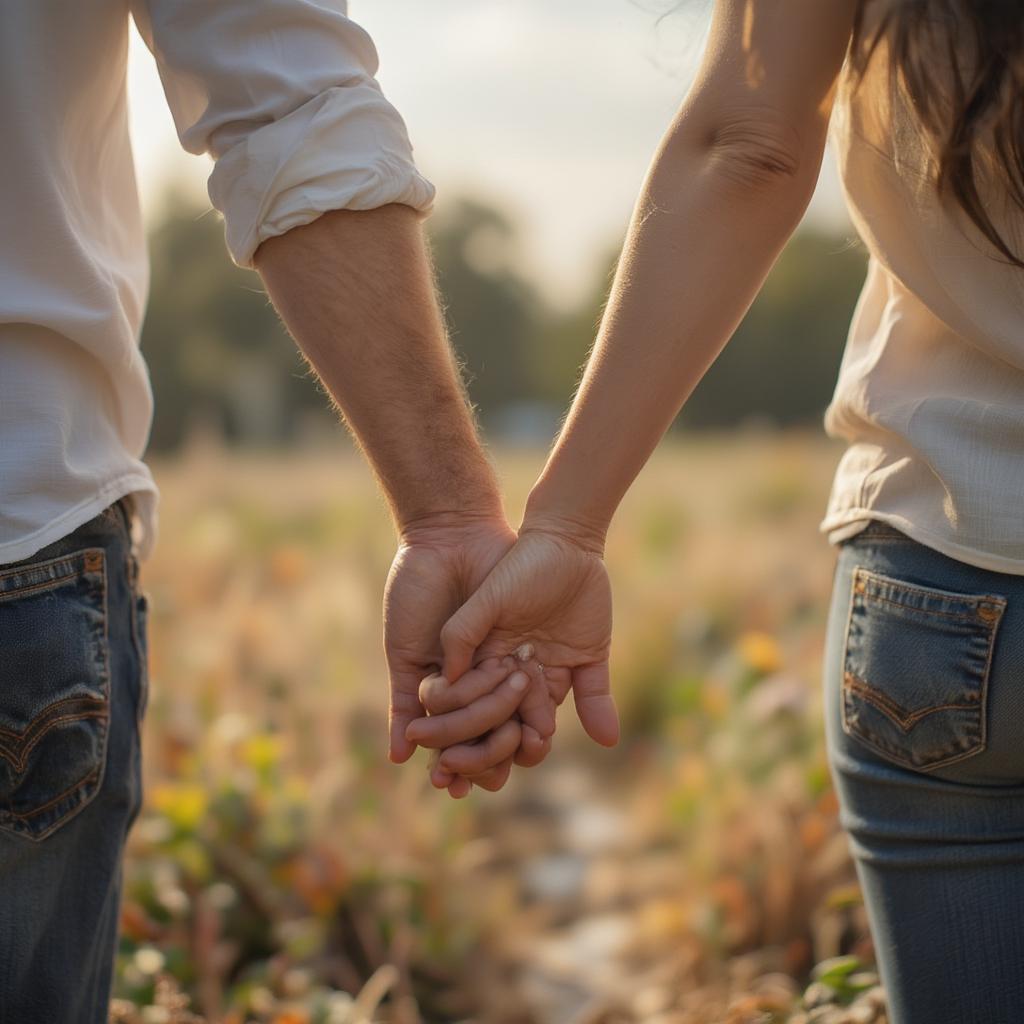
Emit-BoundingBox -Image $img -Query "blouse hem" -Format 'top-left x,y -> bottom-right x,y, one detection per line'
819,509 -> 1024,576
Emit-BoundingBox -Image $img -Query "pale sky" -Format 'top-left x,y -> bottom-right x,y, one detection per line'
127,0 -> 850,307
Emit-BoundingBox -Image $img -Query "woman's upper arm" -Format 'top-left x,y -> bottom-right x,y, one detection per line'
677,0 -> 859,186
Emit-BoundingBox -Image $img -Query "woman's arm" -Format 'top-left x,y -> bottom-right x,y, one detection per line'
425,0 -> 859,782
523,0 -> 857,550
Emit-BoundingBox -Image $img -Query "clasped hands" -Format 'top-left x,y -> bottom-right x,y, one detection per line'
382,509 -> 620,798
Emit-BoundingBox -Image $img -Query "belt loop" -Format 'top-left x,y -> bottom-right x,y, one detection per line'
116,495 -> 140,588
115,496 -> 131,538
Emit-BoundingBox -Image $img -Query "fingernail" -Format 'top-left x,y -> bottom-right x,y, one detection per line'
509,671 -> 528,692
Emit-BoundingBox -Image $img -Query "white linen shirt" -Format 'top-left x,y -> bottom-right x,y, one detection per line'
0,1 -> 435,565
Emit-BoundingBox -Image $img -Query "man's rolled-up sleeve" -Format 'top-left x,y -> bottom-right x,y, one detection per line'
131,0 -> 436,267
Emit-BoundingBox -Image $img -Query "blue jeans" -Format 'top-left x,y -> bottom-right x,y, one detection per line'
0,498 -> 147,1023
824,518 -> 1024,1024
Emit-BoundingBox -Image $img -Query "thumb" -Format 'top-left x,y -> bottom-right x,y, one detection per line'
572,661 -> 620,747
440,588 -> 498,683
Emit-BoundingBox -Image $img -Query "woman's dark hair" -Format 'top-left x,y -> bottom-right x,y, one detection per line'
850,0 -> 1024,267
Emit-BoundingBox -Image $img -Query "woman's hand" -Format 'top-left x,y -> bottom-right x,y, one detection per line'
436,524 -> 621,754
401,520 -> 619,797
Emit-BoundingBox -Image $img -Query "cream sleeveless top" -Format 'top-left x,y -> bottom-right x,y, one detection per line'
818,24 -> 1024,574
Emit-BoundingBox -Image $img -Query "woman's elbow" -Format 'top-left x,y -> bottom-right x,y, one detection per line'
693,108 -> 821,196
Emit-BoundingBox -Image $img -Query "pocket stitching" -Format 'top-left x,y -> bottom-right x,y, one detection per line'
0,699 -> 108,772
853,566 -> 1008,618
841,720 -> 986,772
0,550 -> 112,842
6,767 -> 104,821
844,671 -> 982,731
839,564 -> 1003,773
857,588 -> 997,623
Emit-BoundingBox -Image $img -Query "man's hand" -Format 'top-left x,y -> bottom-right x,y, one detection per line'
383,514 -> 517,776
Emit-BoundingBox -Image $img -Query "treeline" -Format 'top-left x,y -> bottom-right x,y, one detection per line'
140,193 -> 867,452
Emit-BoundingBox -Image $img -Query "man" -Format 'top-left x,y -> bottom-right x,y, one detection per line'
0,3 -> 616,1019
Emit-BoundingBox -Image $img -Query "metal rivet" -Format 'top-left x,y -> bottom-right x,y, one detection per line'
84,551 -> 103,573
977,604 -> 1000,622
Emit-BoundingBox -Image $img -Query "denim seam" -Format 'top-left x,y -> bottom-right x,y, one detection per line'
125,524 -> 148,732
838,570 -> 860,741
128,589 -> 148,732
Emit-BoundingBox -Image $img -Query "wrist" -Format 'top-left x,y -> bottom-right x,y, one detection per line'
398,504 -> 509,547
520,490 -> 609,557
393,453 -> 505,544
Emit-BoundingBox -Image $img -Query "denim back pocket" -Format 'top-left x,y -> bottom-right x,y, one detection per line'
841,566 -> 1007,772
0,549 -> 111,841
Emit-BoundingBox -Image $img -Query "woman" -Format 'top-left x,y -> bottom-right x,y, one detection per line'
409,2 -> 1024,1019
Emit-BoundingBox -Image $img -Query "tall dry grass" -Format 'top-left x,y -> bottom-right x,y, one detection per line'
111,431 -> 885,1024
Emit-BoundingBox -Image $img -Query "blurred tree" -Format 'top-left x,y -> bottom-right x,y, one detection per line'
427,197 -> 545,424
675,229 -> 868,429
139,191 -> 867,452
141,191 -> 549,449
142,190 -> 325,452
536,228 -> 868,432
532,246 -> 619,407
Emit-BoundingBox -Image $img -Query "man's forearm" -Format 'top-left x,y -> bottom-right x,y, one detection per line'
254,204 -> 504,536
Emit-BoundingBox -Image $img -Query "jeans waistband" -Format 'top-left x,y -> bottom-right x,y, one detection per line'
845,518 -> 910,544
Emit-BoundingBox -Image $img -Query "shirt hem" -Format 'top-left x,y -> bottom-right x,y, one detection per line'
819,509 -> 1024,576
0,473 -> 159,567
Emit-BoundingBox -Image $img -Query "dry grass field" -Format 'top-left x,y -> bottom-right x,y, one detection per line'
110,430 -> 888,1024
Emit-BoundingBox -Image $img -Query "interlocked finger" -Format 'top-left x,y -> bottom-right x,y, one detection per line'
406,670 -> 529,748
437,718 -> 522,776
